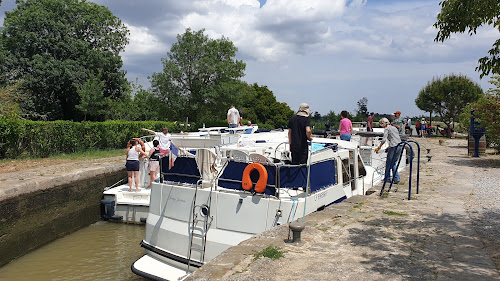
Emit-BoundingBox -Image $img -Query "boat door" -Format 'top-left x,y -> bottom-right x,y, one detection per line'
340,154 -> 354,197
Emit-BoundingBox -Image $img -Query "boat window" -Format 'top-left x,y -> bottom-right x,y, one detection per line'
341,158 -> 352,184
357,154 -> 367,177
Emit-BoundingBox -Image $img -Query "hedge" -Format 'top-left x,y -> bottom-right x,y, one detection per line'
0,117 -> 180,159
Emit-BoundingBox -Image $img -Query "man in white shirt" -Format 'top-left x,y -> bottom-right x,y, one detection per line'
227,104 -> 240,128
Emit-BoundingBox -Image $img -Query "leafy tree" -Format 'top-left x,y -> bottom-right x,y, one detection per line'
76,73 -> 108,121
434,0 -> 500,78
0,0 -> 129,120
312,111 -> 322,121
150,28 -> 246,122
470,76 -> 500,152
325,110 -> 338,122
356,97 -> 368,118
415,74 -> 483,124
0,82 -> 22,117
239,83 -> 294,129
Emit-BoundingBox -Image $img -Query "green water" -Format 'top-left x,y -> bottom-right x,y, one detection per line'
0,222 -> 146,281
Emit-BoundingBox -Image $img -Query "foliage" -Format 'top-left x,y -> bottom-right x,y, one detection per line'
355,97 -> 369,118
150,28 -> 246,122
76,72 -> 108,121
0,0 -> 130,121
434,0 -> 500,78
325,110 -> 339,122
0,117 -> 179,158
253,245 -> 285,260
470,76 -> 500,151
238,83 -> 294,129
415,74 -> 483,124
0,82 -> 23,117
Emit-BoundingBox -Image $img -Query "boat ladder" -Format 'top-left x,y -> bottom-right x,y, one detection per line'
187,182 -> 212,272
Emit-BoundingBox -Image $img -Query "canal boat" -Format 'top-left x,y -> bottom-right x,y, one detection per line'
131,129 -> 398,280
100,126 -> 258,224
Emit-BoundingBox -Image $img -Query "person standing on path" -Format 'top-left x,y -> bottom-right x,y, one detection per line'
376,118 -> 402,184
227,104 -> 240,128
288,103 -> 313,165
392,111 -> 406,135
421,118 -> 427,138
405,116 -> 412,135
339,110 -> 353,141
126,138 -> 146,192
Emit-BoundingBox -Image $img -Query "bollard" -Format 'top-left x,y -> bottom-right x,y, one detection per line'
289,221 -> 305,242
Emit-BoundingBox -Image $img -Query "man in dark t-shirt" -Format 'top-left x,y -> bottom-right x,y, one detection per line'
288,103 -> 313,164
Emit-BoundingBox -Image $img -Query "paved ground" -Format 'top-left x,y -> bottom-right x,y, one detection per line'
0,156 -> 124,201
188,137 -> 500,280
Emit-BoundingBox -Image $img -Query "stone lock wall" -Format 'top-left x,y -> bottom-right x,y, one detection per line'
0,170 -> 125,267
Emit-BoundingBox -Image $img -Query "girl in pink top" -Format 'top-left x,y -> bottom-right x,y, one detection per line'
339,110 -> 353,141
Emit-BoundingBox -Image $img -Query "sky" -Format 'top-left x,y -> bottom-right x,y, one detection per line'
0,0 -> 497,117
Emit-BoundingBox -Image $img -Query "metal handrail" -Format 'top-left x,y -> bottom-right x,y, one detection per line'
379,140 -> 420,200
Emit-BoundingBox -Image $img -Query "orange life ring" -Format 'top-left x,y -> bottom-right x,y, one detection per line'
242,163 -> 268,193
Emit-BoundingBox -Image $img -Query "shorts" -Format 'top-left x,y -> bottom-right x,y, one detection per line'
421,125 -> 426,130
149,160 -> 159,172
126,160 -> 140,171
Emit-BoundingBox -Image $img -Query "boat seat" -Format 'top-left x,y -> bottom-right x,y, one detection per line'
249,153 -> 271,164
231,150 -> 249,162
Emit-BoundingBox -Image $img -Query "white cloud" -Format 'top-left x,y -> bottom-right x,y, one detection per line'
123,24 -> 167,57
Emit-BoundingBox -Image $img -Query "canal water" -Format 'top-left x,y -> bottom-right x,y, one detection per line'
0,222 -> 146,281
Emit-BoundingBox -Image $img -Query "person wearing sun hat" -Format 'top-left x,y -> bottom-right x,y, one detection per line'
375,117 -> 402,184
288,103 -> 313,164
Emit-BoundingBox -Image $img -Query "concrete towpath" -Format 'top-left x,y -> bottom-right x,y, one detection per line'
0,156 -> 124,201
188,137 -> 500,281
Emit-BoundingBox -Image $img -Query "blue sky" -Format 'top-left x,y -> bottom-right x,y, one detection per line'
0,0 -> 497,117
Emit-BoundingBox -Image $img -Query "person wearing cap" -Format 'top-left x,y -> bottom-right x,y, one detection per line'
339,110 -> 353,141
288,103 -> 313,164
375,118 -> 402,184
392,111 -> 405,135
227,104 -> 240,129
367,112 -> 374,132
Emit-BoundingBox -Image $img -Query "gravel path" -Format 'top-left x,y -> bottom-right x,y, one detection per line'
466,174 -> 500,268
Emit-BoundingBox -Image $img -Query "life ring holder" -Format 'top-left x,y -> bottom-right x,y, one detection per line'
242,163 -> 268,193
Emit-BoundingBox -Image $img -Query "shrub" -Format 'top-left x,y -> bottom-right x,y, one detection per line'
0,118 -> 179,158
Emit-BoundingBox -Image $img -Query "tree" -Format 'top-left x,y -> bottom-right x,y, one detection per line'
356,97 -> 368,118
471,76 -> 500,152
434,0 -> 500,78
239,83 -> 294,129
415,74 -> 483,124
150,28 -> 246,122
76,73 -> 108,121
0,0 -> 129,120
325,110 -> 338,122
